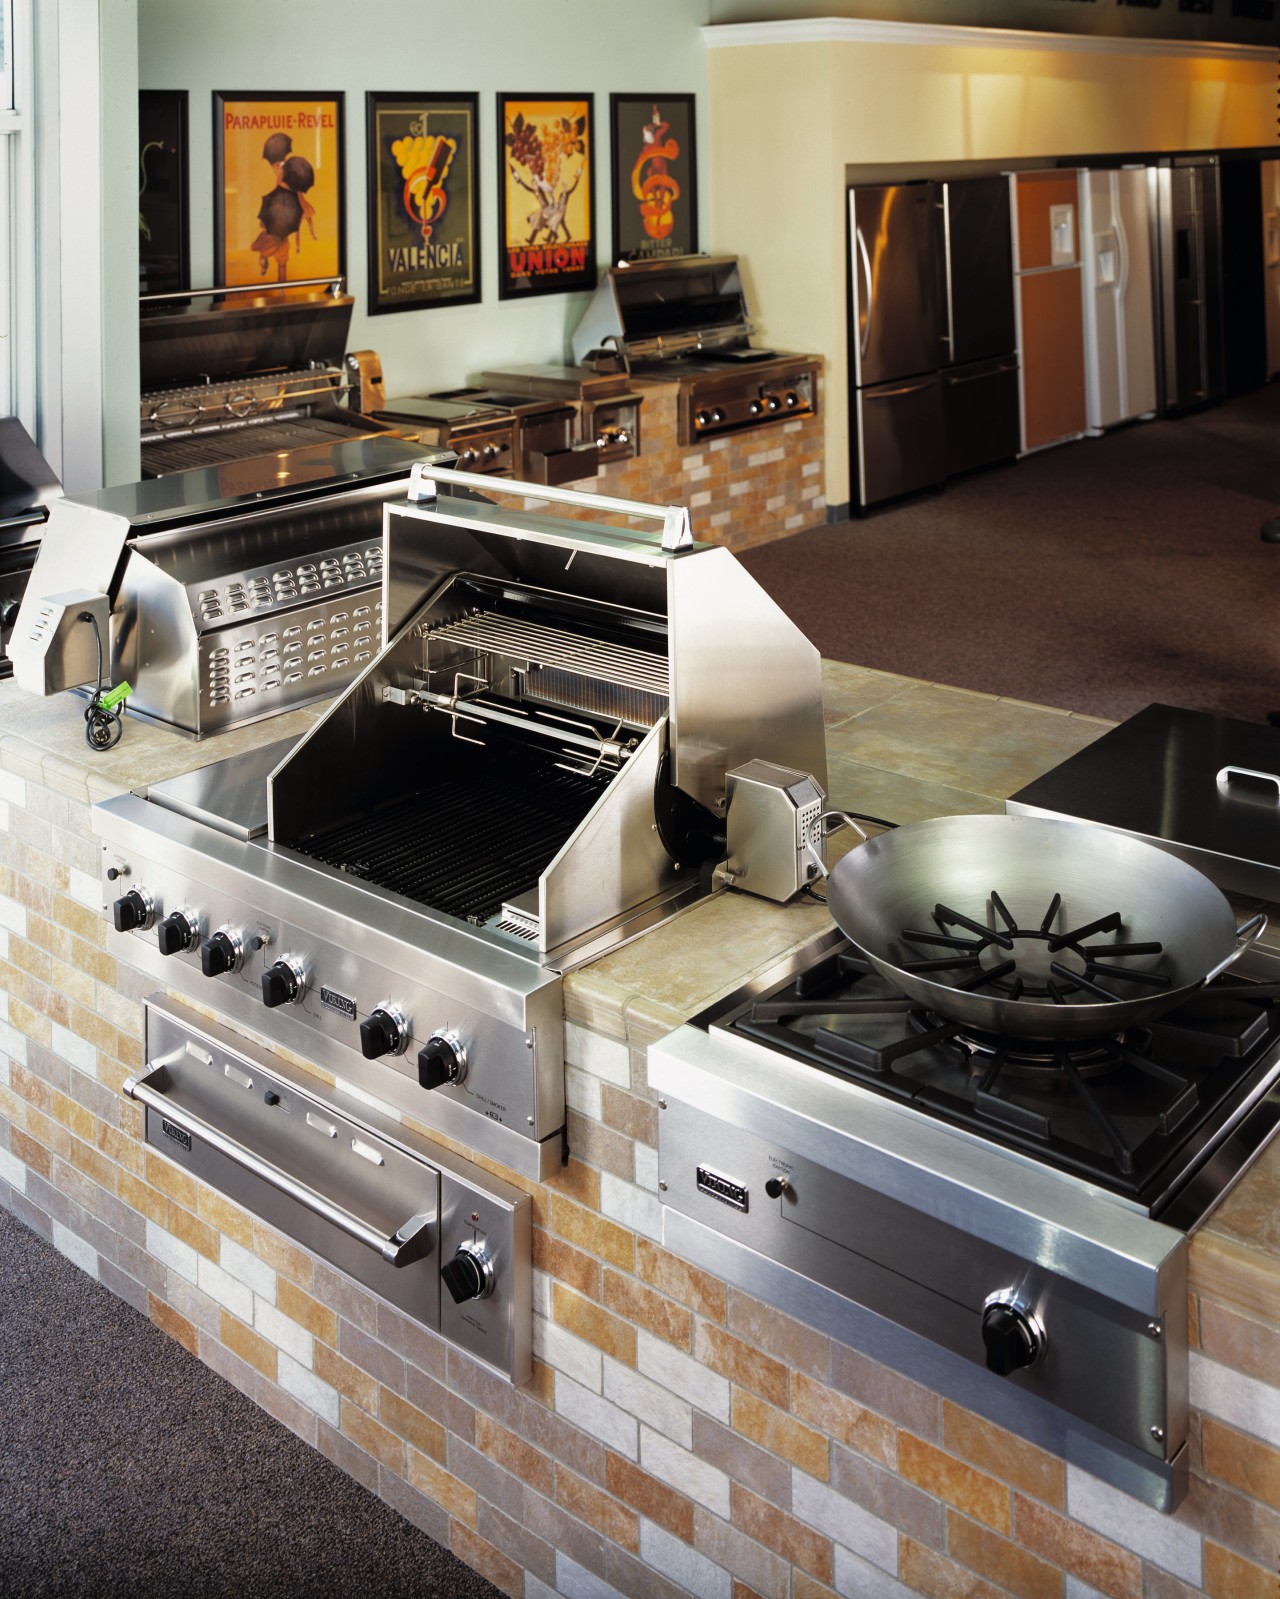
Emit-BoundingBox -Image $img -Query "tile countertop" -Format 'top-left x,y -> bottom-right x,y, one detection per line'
0,666 -> 1263,1319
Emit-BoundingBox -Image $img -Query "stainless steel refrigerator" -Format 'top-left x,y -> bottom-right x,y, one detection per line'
1150,157 -> 1225,414
1079,166 -> 1158,432
848,178 -> 1017,510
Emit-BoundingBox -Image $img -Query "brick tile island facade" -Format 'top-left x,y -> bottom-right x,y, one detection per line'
508,375 -> 826,553
3,671 -> 1280,1599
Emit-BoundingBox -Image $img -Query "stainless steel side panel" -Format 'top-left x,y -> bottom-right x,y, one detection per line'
143,996 -> 531,1383
658,1093 -> 1179,1464
668,547 -> 827,810
541,719 -> 681,954
661,1209 -> 1184,1512
649,1026 -> 1184,1311
94,793 -> 565,1181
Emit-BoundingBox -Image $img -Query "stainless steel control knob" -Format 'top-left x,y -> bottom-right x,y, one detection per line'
359,1005 -> 409,1060
441,1239 -> 495,1304
157,908 -> 200,957
981,1291 -> 1046,1375
111,887 -> 155,933
261,956 -> 305,1008
417,1030 -> 467,1091
200,928 -> 243,977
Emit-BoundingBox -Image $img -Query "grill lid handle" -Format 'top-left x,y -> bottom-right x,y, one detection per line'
406,460 -> 694,552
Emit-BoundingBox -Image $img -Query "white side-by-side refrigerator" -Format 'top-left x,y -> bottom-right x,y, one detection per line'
1078,167 -> 1158,431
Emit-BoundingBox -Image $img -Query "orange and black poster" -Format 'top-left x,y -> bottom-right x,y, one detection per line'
497,94 -> 596,300
366,93 -> 480,315
610,95 -> 697,265
214,92 -> 345,289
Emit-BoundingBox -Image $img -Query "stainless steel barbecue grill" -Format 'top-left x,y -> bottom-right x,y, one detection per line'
11,435 -> 426,736
139,281 -> 393,477
91,466 -> 828,1180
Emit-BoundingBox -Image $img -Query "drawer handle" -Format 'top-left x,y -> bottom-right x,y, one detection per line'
124,1064 -> 435,1266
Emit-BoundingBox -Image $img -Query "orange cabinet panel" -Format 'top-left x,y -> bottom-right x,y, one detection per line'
1016,172 -> 1080,271
1019,267 -> 1087,451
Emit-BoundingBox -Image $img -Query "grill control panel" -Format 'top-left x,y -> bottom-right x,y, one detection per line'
95,806 -> 566,1185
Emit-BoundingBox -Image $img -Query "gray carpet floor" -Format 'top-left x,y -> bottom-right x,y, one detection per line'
0,1207 -> 502,1599
741,383 -> 1280,726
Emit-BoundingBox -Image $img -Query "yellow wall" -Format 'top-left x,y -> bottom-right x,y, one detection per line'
707,28 -> 1276,508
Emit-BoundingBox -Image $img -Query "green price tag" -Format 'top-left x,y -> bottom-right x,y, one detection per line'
99,681 -> 132,711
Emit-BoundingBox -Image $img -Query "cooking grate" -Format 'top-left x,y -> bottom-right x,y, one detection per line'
427,612 -> 667,699
142,417 -> 364,474
298,744 -> 607,926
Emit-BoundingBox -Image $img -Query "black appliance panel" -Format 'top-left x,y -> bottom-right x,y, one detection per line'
942,356 -> 1019,478
943,177 -> 1017,367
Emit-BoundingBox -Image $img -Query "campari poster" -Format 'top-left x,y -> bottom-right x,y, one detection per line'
366,93 -> 480,315
610,95 -> 698,265
497,94 -> 596,300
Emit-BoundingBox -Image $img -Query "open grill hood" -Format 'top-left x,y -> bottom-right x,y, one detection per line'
267,467 -> 827,967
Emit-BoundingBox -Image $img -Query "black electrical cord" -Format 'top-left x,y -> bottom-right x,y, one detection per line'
80,611 -> 124,751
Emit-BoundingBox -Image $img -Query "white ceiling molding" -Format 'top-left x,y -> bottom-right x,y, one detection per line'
700,16 -> 1274,62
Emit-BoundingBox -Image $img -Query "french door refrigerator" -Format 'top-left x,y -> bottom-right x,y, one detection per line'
1079,167 -> 1158,431
1150,156 -> 1225,413
848,179 -> 1017,510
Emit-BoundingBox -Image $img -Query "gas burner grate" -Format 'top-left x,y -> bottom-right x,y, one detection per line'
898,892 -> 1168,1003
729,945 -> 1280,1203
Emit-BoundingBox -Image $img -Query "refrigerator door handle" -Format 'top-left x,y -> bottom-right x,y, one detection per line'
945,362 -> 1017,386
939,185 -> 955,361
865,378 -> 937,399
855,225 -> 875,360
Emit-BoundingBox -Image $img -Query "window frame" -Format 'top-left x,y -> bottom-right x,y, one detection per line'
0,0 -> 36,429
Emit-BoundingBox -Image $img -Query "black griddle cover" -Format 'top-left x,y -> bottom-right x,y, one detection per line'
1007,703 -> 1280,900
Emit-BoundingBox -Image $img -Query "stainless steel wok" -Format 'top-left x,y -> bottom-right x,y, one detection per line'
825,814 -> 1265,1040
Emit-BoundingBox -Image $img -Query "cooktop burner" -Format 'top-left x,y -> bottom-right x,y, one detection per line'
899,891 -> 1167,1001
723,942 -> 1280,1210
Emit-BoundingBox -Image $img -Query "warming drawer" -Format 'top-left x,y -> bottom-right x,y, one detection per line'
132,995 -> 532,1382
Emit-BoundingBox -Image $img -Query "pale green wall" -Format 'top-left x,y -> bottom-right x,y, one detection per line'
135,0 -> 712,399
102,0 -> 139,486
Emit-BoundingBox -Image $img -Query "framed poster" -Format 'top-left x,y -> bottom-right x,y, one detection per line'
138,90 -> 189,296
497,93 -> 595,299
610,95 -> 697,265
213,91 -> 345,288
366,92 -> 480,315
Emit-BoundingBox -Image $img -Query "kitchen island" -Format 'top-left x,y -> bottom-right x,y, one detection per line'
0,664 -> 1275,1598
